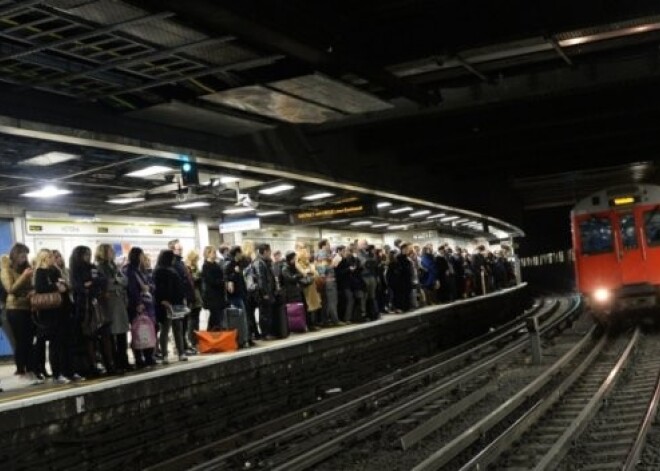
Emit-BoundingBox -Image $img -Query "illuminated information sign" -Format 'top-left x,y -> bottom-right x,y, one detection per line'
291,204 -> 370,224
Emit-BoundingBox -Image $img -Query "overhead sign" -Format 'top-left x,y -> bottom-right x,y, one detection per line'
291,203 -> 370,224
220,217 -> 261,233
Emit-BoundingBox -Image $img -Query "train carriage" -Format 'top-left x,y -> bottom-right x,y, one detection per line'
571,184 -> 660,322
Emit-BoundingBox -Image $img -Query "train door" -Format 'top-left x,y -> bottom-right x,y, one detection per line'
615,211 -> 646,285
640,205 -> 660,286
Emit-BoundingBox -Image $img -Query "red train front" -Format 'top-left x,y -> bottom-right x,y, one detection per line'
571,184 -> 660,322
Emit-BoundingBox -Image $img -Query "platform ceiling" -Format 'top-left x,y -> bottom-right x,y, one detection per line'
0,1 -> 660,226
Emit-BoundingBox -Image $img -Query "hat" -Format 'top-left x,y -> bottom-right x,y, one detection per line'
285,250 -> 296,262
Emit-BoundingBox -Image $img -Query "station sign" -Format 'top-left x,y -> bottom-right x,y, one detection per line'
291,203 -> 371,224
24,217 -> 195,237
220,217 -> 261,233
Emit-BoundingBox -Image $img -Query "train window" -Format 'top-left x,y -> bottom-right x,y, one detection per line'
579,217 -> 613,254
619,213 -> 637,249
644,210 -> 660,246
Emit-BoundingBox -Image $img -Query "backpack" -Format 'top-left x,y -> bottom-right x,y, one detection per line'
243,263 -> 258,293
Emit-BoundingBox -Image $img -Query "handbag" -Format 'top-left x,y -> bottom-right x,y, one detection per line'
195,330 -> 238,353
131,314 -> 157,350
30,292 -> 62,311
82,297 -> 105,336
166,304 -> 190,320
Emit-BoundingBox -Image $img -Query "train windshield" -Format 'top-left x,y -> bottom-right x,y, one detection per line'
579,217 -> 613,254
619,213 -> 637,249
644,209 -> 660,246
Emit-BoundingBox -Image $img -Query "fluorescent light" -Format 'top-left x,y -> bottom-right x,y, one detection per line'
426,213 -> 447,219
19,151 -> 79,167
377,202 -> 392,208
22,185 -> 72,198
303,192 -> 333,201
256,211 -> 285,217
440,215 -> 460,222
350,221 -> 373,226
454,218 -> 469,224
371,223 -> 389,228
107,197 -> 145,205
223,207 -> 256,214
259,184 -> 295,195
389,206 -> 413,214
410,210 -> 431,217
330,219 -> 350,224
173,201 -> 210,209
202,176 -> 240,186
388,224 -> 407,230
126,165 -> 173,178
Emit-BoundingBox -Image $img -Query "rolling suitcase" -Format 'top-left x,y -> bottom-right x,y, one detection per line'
274,304 -> 290,339
224,305 -> 249,347
286,302 -> 307,333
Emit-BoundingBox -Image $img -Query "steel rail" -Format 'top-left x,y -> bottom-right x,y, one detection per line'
411,323 -> 599,471
622,356 -> 660,470
534,327 -> 641,470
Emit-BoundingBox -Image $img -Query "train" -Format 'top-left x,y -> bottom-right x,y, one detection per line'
571,184 -> 660,323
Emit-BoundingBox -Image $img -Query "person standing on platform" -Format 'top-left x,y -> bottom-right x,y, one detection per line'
316,240 -> 342,326
201,246 -> 225,330
168,239 -> 196,355
240,240 -> 261,341
1,243 -> 37,383
70,245 -> 115,377
296,247 -> 322,330
184,250 -> 203,352
224,246 -> 255,346
253,243 -> 277,338
96,244 -> 131,372
357,240 -> 379,320
124,247 -> 157,368
153,249 -> 188,362
33,249 -> 70,383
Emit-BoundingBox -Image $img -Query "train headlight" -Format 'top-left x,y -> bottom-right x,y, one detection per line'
593,288 -> 611,303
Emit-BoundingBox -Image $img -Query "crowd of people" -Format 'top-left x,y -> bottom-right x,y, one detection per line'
0,237 -> 517,387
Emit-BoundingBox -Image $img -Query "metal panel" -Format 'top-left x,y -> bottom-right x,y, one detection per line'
127,101 -> 274,136
269,74 -> 393,114
202,85 -> 344,124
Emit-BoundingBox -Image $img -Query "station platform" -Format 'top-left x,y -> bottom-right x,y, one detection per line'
0,285 -> 529,470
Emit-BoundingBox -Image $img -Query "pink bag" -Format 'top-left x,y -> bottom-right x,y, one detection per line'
286,302 -> 307,332
131,314 -> 157,350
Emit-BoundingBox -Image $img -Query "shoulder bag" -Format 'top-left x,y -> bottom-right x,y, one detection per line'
30,292 -> 62,311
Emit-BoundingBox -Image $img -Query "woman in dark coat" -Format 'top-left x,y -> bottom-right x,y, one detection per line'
201,245 -> 225,330
69,245 -> 114,376
124,247 -> 156,367
33,249 -> 70,383
153,249 -> 187,362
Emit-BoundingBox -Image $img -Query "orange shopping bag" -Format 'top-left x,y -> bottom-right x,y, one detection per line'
195,330 -> 238,353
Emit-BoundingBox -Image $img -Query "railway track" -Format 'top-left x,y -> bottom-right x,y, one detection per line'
158,295 -> 581,471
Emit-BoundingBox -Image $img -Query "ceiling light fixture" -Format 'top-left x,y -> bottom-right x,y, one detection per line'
107,197 -> 145,205
350,220 -> 373,226
256,211 -> 285,217
223,207 -> 256,214
426,213 -> 447,219
126,165 -> 173,178
302,192 -> 333,201
19,151 -> 80,167
410,210 -> 431,217
377,202 -> 392,208
389,206 -> 413,214
440,215 -> 460,222
371,223 -> 389,228
259,184 -> 295,195
173,201 -> 210,209
22,185 -> 72,198
388,224 -> 408,230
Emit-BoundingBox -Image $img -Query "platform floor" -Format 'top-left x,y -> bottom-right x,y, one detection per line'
0,289 -> 511,411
